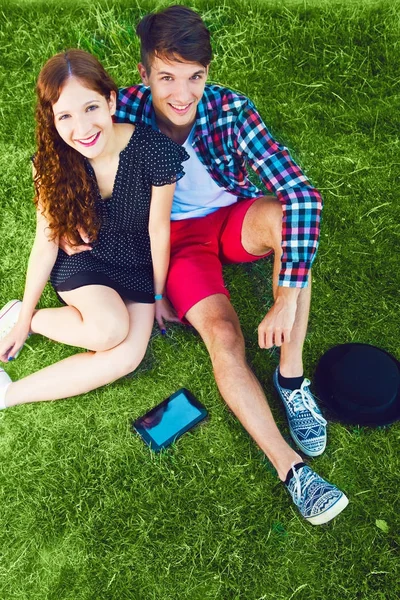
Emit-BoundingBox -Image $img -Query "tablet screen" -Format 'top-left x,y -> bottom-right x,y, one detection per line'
137,391 -> 203,446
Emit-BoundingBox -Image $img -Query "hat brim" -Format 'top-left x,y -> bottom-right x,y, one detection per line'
314,343 -> 400,427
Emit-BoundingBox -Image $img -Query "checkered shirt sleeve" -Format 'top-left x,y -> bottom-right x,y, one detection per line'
114,86 -> 151,124
233,100 -> 323,287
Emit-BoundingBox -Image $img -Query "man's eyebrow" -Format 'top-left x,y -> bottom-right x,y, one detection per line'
157,69 -> 206,77
54,100 -> 99,116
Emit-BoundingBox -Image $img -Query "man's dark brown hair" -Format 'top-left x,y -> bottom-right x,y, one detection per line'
136,5 -> 212,74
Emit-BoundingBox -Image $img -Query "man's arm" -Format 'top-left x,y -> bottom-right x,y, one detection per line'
233,99 -> 323,289
114,86 -> 152,125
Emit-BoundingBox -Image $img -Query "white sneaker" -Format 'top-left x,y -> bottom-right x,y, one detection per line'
0,368 -> 12,409
0,300 -> 23,358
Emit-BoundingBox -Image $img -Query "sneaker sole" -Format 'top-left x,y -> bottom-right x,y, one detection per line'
0,300 -> 21,327
0,300 -> 23,358
306,493 -> 349,526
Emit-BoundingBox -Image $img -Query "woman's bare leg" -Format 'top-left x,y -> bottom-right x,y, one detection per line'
30,285 -> 130,351
4,301 -> 154,407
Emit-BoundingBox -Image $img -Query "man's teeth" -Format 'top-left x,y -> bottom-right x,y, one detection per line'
171,104 -> 190,110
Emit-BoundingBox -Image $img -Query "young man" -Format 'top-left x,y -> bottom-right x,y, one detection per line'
113,5 -> 348,525
0,5 -> 348,524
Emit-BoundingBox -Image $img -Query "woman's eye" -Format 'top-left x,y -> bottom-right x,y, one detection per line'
59,114 -> 70,121
86,105 -> 98,112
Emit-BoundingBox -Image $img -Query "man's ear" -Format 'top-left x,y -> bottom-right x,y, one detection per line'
137,63 -> 149,85
108,90 -> 117,115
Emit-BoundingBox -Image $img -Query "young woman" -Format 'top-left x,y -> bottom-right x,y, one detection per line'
0,49 -> 188,409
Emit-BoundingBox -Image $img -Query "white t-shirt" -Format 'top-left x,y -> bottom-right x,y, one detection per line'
171,127 -> 238,221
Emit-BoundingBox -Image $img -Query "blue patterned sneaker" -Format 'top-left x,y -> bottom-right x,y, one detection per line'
286,463 -> 349,525
0,300 -> 24,358
273,368 -> 327,456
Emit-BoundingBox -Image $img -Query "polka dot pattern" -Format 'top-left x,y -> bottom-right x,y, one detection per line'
50,124 -> 188,302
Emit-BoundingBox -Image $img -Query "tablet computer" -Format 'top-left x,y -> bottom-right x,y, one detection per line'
132,388 -> 208,452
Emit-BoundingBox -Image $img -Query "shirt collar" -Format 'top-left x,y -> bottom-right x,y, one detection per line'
193,89 -> 210,139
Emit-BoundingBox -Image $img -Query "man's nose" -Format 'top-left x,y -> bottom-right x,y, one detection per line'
171,81 -> 192,104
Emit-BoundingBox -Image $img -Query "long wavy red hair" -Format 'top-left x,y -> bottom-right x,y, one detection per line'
34,49 -> 119,245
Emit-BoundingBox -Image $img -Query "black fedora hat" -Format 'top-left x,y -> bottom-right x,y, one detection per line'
314,343 -> 400,426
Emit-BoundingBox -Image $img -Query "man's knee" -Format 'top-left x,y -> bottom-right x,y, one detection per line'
258,197 -> 282,247
243,196 -> 282,255
201,316 -> 245,362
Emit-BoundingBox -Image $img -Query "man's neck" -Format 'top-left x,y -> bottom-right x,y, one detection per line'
155,114 -> 195,145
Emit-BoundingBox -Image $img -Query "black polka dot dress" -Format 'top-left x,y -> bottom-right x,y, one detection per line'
50,124 -> 188,303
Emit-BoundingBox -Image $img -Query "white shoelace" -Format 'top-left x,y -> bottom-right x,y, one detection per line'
290,462 -> 313,506
288,379 -> 327,426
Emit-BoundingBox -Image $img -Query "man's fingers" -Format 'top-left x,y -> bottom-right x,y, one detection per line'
266,327 -> 275,349
77,227 -> 91,244
259,326 -> 290,349
283,328 -> 291,345
259,328 -> 273,349
64,244 -> 92,256
273,329 -> 283,347
258,327 -> 265,348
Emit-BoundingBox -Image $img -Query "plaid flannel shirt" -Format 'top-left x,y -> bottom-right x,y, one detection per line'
116,84 -> 323,287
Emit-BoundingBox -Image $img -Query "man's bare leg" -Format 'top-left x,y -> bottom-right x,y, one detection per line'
186,294 -> 301,482
239,194 -> 327,462
184,196 -> 317,480
241,195 -> 311,377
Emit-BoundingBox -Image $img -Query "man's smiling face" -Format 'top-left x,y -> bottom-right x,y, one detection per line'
138,55 -> 208,135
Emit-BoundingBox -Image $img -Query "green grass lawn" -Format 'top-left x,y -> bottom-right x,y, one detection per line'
0,1 -> 399,598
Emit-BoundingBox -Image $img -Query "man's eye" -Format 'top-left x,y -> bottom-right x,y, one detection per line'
191,75 -> 202,80
161,76 -> 173,81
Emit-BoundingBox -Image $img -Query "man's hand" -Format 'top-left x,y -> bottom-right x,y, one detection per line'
59,227 -> 92,256
258,287 -> 300,348
155,297 -> 181,333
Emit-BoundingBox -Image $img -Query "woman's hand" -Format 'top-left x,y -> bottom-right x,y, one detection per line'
155,297 -> 181,333
0,320 -> 31,362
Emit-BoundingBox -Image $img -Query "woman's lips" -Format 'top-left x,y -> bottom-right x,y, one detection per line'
77,132 -> 101,147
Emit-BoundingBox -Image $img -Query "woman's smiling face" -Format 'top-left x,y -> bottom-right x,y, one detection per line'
52,77 -> 116,159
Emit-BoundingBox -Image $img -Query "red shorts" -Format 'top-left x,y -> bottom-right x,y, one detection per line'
166,198 -> 273,320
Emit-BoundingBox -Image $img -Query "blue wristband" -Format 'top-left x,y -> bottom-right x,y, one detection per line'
154,294 -> 163,301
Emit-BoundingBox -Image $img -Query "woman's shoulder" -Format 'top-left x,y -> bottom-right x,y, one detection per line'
133,122 -> 172,145
134,124 -> 188,159
114,123 -> 136,152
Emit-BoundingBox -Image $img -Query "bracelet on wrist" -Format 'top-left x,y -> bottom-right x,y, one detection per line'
154,294 -> 163,301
